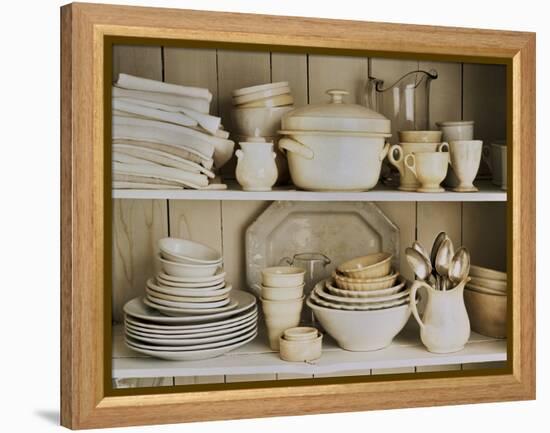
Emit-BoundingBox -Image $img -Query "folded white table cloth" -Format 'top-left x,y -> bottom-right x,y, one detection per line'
112,86 -> 210,113
113,162 -> 209,188
116,73 -> 213,103
113,99 -> 198,127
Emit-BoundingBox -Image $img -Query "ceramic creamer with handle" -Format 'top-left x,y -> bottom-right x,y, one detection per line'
409,278 -> 471,353
235,140 -> 278,191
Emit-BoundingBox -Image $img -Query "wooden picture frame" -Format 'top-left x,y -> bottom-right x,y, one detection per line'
61,2 -> 536,429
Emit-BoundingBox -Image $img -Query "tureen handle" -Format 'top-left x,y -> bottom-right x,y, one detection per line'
279,138 -> 314,160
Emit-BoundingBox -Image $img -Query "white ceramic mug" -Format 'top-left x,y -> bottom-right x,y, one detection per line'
389,142 -> 448,191
448,140 -> 483,192
436,120 -> 474,142
404,151 -> 449,192
482,142 -> 507,188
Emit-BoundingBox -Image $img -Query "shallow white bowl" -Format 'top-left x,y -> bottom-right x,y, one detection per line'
307,296 -> 411,351
326,278 -> 405,298
332,270 -> 399,291
337,252 -> 393,279
158,237 -> 222,265
159,255 -> 220,278
261,266 -> 305,288
469,276 -> 507,291
469,265 -> 507,281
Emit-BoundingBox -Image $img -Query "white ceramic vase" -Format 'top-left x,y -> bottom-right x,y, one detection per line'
409,278 -> 471,353
235,141 -> 278,191
448,140 -> 483,192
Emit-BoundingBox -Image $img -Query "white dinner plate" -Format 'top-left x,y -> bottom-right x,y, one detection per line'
124,332 -> 257,361
157,270 -> 226,284
144,296 -> 237,315
126,328 -> 257,352
315,281 -> 409,304
145,285 -> 229,303
309,291 -> 408,311
145,288 -> 230,308
124,291 -> 256,323
124,313 -> 258,337
124,304 -> 257,331
125,322 -> 257,346
155,275 -> 226,289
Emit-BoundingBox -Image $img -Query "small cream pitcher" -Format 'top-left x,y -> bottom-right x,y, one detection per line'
409,277 -> 471,353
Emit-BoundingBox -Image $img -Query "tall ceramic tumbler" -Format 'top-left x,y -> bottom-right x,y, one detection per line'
448,140 -> 483,192
262,297 -> 304,350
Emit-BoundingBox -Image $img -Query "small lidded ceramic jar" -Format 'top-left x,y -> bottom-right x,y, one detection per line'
235,137 -> 278,191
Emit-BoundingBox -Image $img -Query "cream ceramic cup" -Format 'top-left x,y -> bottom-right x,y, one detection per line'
388,142 -> 448,191
448,140 -> 483,192
482,142 -> 507,189
436,120 -> 474,141
261,296 -> 304,350
404,152 -> 449,192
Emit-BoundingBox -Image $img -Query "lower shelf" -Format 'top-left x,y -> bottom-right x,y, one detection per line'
112,321 -> 507,379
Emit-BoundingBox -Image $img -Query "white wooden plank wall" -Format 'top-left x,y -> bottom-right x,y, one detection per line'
111,47 -> 507,386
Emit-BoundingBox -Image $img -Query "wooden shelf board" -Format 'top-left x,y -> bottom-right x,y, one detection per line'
112,323 -> 507,379
112,180 -> 506,202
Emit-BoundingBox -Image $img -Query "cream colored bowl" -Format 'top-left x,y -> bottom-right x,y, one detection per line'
232,106 -> 294,137
464,288 -> 507,338
326,278 -> 405,298
279,333 -> 323,362
337,252 -> 393,279
469,265 -> 507,281
332,270 -> 399,291
307,297 -> 411,351
158,237 -> 222,265
158,255 -> 220,278
398,130 -> 442,143
469,276 -> 507,292
261,266 -> 305,288
283,327 -> 319,341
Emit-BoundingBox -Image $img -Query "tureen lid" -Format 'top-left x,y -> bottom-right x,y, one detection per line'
281,89 -> 391,135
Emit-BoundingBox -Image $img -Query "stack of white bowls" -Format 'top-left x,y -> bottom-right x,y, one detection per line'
258,266 -> 305,350
464,265 -> 507,338
307,252 -> 412,351
232,82 -> 295,183
123,237 -> 259,360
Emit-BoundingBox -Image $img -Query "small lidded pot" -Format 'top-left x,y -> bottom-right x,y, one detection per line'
235,137 -> 278,191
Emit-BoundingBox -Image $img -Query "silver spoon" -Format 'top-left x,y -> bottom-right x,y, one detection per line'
413,241 -> 431,264
448,247 -> 470,286
405,247 -> 434,284
434,238 -> 455,290
430,231 -> 448,267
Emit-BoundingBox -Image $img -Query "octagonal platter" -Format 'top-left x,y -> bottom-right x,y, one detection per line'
245,201 -> 399,295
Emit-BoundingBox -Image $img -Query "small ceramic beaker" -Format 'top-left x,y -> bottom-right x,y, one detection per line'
261,296 -> 304,350
436,120 -> 474,141
389,142 -> 448,191
482,142 -> 507,189
404,151 -> 449,192
448,140 -> 483,192
235,140 -> 278,191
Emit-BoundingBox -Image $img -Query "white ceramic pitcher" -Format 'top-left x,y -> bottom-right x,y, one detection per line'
409,278 -> 471,353
235,140 -> 278,191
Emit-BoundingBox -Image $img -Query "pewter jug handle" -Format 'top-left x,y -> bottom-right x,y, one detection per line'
410,280 -> 431,330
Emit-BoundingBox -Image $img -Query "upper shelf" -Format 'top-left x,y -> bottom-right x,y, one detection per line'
112,180 -> 507,202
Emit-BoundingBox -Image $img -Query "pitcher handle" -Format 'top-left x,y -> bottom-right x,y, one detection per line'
482,144 -> 492,172
410,280 -> 430,330
388,144 -> 405,177
279,256 -> 293,265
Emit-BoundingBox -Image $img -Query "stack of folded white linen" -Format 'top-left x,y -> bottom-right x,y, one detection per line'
112,73 -> 235,190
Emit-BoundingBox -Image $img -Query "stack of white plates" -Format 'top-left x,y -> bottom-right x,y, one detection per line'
123,291 -> 258,360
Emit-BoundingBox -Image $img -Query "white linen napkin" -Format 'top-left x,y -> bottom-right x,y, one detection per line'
112,86 -> 210,113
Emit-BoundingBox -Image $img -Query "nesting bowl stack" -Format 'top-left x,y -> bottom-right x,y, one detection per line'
307,252 -> 412,351
464,265 -> 507,338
